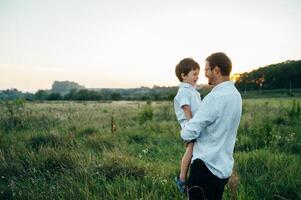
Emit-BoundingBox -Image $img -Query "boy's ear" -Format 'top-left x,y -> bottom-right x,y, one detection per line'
181,73 -> 186,79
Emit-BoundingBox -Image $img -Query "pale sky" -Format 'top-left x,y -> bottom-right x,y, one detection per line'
1,0 -> 301,92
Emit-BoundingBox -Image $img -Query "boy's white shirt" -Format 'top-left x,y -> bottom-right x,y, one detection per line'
174,82 -> 202,129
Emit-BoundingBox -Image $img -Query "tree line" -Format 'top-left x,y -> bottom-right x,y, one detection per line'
234,60 -> 301,91
0,86 -> 213,101
0,87 -> 176,101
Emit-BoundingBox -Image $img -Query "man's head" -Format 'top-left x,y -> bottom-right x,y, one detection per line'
204,52 -> 232,85
175,58 -> 200,86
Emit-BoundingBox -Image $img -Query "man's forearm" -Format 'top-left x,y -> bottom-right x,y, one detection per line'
181,122 -> 201,142
180,97 -> 215,142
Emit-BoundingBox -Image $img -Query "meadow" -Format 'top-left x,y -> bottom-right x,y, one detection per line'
0,98 -> 300,200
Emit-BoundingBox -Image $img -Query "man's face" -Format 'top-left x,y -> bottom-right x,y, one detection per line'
204,61 -> 215,85
182,69 -> 200,87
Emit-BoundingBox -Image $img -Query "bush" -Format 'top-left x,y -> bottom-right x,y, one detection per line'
138,104 -> 153,124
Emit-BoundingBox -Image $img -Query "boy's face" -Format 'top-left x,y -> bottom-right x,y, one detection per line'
182,69 -> 200,87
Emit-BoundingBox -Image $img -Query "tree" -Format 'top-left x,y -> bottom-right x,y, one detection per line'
111,92 -> 122,100
34,90 -> 49,100
51,81 -> 85,94
47,92 -> 62,100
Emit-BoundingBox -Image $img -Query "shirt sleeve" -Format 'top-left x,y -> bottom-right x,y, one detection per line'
176,88 -> 191,107
181,95 -> 217,141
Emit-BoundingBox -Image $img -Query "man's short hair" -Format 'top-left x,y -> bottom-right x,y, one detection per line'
206,52 -> 232,76
175,58 -> 200,82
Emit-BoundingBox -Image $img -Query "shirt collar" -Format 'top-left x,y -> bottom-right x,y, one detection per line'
179,82 -> 195,89
211,81 -> 234,92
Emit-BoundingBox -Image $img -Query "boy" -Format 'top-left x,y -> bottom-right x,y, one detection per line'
174,58 -> 202,194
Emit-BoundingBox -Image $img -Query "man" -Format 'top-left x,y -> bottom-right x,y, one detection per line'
181,52 -> 242,200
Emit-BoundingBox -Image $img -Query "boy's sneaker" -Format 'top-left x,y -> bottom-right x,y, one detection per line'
175,176 -> 186,194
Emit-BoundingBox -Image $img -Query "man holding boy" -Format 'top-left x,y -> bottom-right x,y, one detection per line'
181,52 -> 242,200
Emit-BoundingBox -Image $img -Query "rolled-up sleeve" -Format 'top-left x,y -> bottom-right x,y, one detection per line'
181,95 -> 217,141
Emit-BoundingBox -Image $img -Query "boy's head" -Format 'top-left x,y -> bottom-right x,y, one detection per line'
175,58 -> 200,83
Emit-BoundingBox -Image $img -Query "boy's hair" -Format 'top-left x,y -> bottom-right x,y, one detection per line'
205,52 -> 232,76
175,58 -> 200,82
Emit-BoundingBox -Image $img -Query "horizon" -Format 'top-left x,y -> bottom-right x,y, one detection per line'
1,58 -> 299,93
1,0 -> 301,92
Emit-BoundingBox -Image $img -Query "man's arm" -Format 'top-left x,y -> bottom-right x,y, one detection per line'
181,97 -> 217,141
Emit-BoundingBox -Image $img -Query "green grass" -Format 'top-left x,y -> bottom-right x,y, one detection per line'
0,99 -> 300,199
240,88 -> 301,98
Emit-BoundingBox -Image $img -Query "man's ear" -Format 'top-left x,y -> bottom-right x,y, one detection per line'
213,66 -> 220,75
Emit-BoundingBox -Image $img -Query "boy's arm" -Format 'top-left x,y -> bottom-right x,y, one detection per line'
182,105 -> 193,144
182,105 -> 192,121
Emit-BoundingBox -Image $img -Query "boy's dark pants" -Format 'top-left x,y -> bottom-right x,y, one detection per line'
187,159 -> 229,200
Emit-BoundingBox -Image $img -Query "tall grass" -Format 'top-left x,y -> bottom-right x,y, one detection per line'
0,99 -> 300,199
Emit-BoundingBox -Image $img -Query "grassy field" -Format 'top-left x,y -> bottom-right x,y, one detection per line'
0,98 -> 300,200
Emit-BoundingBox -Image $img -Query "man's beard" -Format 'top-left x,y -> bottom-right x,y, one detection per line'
207,76 -> 215,85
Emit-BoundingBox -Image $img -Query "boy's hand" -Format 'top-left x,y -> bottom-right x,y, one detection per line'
182,105 -> 192,121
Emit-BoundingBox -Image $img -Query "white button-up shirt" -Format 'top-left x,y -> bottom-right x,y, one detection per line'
181,81 -> 242,179
174,82 -> 202,128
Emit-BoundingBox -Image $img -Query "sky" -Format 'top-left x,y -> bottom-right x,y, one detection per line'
1,0 -> 301,92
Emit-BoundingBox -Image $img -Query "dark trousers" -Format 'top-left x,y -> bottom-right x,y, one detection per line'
187,159 -> 229,200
